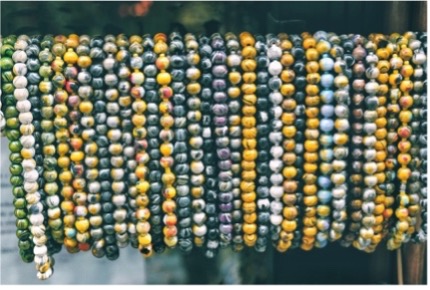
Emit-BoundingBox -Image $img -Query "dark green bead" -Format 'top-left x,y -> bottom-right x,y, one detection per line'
6,118 -> 19,130
44,157 -> 57,170
4,106 -> 19,119
14,197 -> 27,209
2,82 -> 15,95
16,229 -> 31,240
13,186 -> 25,198
0,57 -> 13,70
1,43 -> 15,56
9,141 -> 23,153
5,129 -> 20,141
16,218 -> 29,230
3,94 -> 16,106
10,175 -> 23,186
19,249 -> 34,263
10,152 -> 23,164
18,239 -> 32,250
14,208 -> 27,219
2,70 -> 14,83
9,164 -> 23,175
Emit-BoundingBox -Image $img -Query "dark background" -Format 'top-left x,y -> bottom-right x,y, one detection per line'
1,0 -> 427,285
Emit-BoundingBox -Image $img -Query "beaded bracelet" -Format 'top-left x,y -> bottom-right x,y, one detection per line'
154,33 -> 178,249
239,32 -> 258,248
387,35 -> 416,249
89,35 -> 106,257
314,32 -> 334,249
143,35 -> 165,254
101,34 -> 120,259
278,33 -> 298,252
301,33 -> 320,251
15,35 -> 54,279
225,32 -> 244,252
76,34 -> 94,251
169,32 -> 192,252
184,34 -> 207,249
353,37 -> 379,251
254,34 -> 270,252
341,35 -> 366,247
3,35 -> 35,263
290,34 -> 306,249
114,34 -> 132,248
328,34 -> 350,242
32,35 -> 63,254
267,34 -> 284,246
199,35 -> 219,257
211,33 -> 232,249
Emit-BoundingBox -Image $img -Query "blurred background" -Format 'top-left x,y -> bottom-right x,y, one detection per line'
0,0 -> 427,285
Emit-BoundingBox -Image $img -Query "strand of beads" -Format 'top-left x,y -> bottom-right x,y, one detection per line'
0,37 -> 5,135
114,34 -> 132,248
240,32 -> 258,248
314,32 -> 334,249
4,35 -> 35,263
328,34 -> 351,242
278,33 -> 297,252
65,34 -> 90,252
143,35 -> 164,254
254,34 -> 270,253
154,33 -> 178,249
184,34 -> 207,249
89,36 -> 106,257
289,34 -> 306,249
366,34 -> 390,251
225,32 -> 244,252
16,35 -> 54,279
169,32 -> 192,252
301,33 -> 320,251
211,33 -> 233,249
267,34 -> 284,246
411,33 -> 427,243
341,35 -> 366,247
34,35 -> 63,254
387,35 -> 414,250
76,35 -> 94,251
199,35 -> 219,257
354,37 -> 379,251
101,35 -> 120,260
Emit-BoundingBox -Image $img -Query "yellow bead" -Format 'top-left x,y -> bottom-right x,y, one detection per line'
138,234 -> 152,247
243,223 -> 257,234
283,167 -> 297,179
397,167 -> 411,181
75,219 -> 90,233
303,226 -> 317,237
64,49 -> 78,64
156,72 -> 172,86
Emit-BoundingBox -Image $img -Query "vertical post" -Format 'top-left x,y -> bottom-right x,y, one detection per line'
383,1 -> 409,33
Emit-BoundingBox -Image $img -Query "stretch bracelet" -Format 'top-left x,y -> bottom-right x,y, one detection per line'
342,35 -> 366,247
184,34 -> 207,248
301,33 -> 320,251
290,34 -> 306,249
89,35 -> 106,257
267,34 -> 284,245
315,32 -> 334,249
226,32 -> 244,252
278,33 -> 297,252
169,32 -> 193,252
102,35 -> 120,259
255,34 -> 270,252
328,34 -> 350,242
240,32 -> 258,248
154,33 -> 178,249
199,35 -> 219,257
4,35 -> 35,263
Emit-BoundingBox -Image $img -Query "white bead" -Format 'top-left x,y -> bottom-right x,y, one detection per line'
22,159 -> 37,170
227,54 -> 241,67
269,186 -> 283,199
12,63 -> 27,76
269,159 -> 283,172
24,181 -> 39,194
16,99 -> 31,112
103,57 -> 116,70
13,76 -> 28,88
24,169 -> 39,182
47,207 -> 61,219
34,254 -> 49,266
26,191 -> 41,204
31,224 -> 46,237
270,145 -> 284,159
15,38 -> 28,50
268,61 -> 282,76
113,194 -> 127,206
88,182 -> 101,194
257,199 -> 270,210
332,187 -> 346,199
30,214 -> 45,227
20,135 -> 35,148
267,46 -> 282,60
364,175 -> 378,187
269,91 -> 283,105
33,235 -> 48,246
270,173 -> 283,185
13,88 -> 29,101
194,225 -> 207,237
37,268 -> 53,280
270,214 -> 283,226
12,50 -> 28,63
193,212 -> 206,224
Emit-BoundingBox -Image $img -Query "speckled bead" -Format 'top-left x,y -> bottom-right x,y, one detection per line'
341,35 -> 367,248
199,35 -> 219,258
253,34 -> 271,252
88,35 -> 106,258
328,34 -> 350,243
144,35 -> 164,254
300,33 -> 320,251
169,32 -> 192,253
14,35 -> 53,279
101,34 -> 120,260
185,34 -> 207,249
387,34 -> 416,250
313,32 -> 333,249
35,35 -> 63,255
154,33 -> 178,249
239,32 -> 257,248
115,34 -> 131,248
129,35 -> 153,256
3,34 -> 36,264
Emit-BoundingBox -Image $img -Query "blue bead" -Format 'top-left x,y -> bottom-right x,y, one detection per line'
320,89 -> 334,103
320,74 -> 334,88
317,189 -> 332,202
321,104 -> 334,118
320,119 -> 334,132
